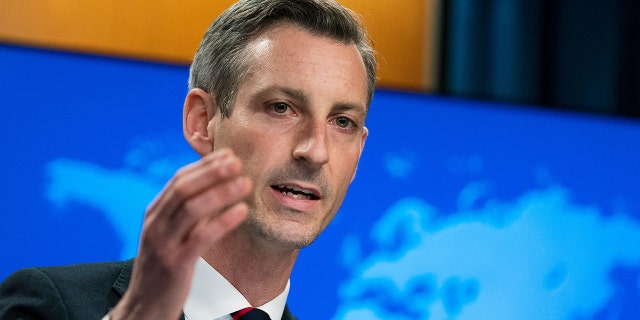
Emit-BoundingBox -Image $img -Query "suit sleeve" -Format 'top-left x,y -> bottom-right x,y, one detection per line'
0,268 -> 70,320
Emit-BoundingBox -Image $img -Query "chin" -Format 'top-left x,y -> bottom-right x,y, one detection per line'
248,215 -> 321,249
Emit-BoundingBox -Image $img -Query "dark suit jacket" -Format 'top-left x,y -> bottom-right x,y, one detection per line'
0,260 -> 297,320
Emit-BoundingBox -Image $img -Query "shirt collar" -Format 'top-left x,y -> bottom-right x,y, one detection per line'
184,257 -> 290,320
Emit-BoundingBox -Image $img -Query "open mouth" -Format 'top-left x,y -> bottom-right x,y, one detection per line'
271,184 -> 320,200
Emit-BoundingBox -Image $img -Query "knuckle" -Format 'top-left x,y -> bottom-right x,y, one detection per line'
182,199 -> 204,220
223,182 -> 241,199
170,176 -> 191,200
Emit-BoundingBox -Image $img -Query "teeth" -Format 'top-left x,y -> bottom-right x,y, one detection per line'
282,191 -> 311,200
281,185 -> 312,195
276,185 -> 315,200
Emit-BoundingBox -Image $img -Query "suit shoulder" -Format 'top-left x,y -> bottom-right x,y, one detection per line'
34,259 -> 133,284
0,260 -> 134,319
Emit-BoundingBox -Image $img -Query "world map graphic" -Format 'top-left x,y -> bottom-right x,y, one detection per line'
43,138 -> 640,320
2,45 -> 639,320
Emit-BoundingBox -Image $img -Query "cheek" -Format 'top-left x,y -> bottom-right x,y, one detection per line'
330,153 -> 360,195
229,127 -> 282,175
230,131 -> 261,162
332,143 -> 362,171
216,117 -> 262,154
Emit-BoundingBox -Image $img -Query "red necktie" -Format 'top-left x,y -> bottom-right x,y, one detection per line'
231,307 -> 271,320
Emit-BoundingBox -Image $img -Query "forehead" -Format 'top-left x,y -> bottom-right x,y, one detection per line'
240,23 -> 369,109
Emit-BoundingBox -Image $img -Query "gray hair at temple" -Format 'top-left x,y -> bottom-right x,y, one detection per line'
188,0 -> 377,118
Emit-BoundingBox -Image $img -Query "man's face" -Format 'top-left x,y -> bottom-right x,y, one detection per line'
208,23 -> 369,249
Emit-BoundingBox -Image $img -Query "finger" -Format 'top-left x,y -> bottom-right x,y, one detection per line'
176,149 -> 241,196
181,176 -> 253,223
181,202 -> 250,260
146,149 -> 240,223
164,176 -> 252,245
138,149 -> 242,254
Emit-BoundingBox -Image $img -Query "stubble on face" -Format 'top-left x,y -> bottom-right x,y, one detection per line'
215,24 -> 368,251
246,159 -> 334,249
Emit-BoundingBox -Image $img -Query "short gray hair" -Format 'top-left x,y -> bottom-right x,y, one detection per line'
188,0 -> 377,118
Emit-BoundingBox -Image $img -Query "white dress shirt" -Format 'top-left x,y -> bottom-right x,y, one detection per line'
184,257 -> 290,320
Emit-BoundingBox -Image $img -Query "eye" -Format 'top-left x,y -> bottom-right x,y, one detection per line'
264,101 -> 296,118
335,116 -> 355,129
272,102 -> 289,114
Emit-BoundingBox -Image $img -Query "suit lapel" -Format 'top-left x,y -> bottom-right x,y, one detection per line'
111,259 -> 133,296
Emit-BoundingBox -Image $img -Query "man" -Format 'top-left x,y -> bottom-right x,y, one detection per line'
0,0 -> 376,319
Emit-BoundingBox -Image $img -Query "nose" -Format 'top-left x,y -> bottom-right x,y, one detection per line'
292,122 -> 330,166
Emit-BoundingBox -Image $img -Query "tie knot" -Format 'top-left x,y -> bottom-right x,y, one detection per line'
231,307 -> 271,320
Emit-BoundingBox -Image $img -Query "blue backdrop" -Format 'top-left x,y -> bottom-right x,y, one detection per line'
1,44 -> 639,319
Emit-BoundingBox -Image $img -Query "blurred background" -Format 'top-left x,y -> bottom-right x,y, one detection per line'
1,1 -> 639,319
2,0 -> 639,117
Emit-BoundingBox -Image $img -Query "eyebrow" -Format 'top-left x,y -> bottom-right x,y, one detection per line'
271,86 -> 367,118
279,86 -> 309,105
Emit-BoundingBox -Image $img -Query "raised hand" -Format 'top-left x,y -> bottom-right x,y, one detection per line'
109,148 -> 252,320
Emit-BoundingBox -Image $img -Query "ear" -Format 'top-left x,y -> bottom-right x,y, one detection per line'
351,126 -> 368,183
360,126 -> 368,153
183,88 -> 218,156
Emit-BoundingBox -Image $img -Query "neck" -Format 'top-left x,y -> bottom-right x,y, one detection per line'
202,227 -> 299,307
